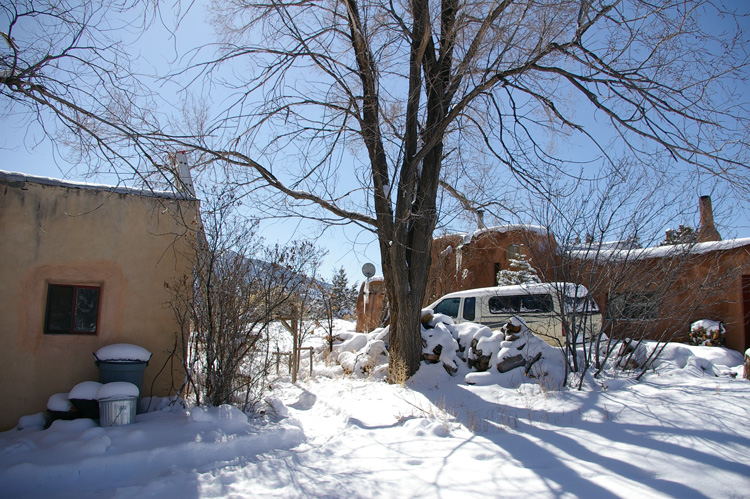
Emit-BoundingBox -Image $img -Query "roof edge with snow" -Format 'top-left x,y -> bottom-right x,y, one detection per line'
567,237 -> 750,262
0,170 -> 194,201
435,224 -> 549,245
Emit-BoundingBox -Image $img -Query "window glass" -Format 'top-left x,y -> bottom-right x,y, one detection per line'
564,295 -> 600,314
520,294 -> 554,312
463,297 -> 476,321
433,298 -> 460,318
45,285 -> 74,333
45,284 -> 101,334
606,293 -> 657,320
489,294 -> 553,313
74,288 -> 100,333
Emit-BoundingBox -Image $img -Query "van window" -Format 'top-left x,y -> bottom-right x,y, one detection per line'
563,295 -> 600,314
433,298 -> 461,318
489,294 -> 554,314
463,297 -> 476,321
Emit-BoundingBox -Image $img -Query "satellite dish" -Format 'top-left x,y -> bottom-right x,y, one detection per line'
362,263 -> 376,279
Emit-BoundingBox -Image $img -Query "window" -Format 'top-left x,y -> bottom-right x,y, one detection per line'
606,293 -> 658,320
463,297 -> 476,321
433,298 -> 461,318
45,284 -> 101,334
563,295 -> 600,314
489,294 -> 554,314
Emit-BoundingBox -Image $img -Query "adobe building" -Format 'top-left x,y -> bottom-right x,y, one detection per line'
357,199 -> 750,353
0,170 -> 199,429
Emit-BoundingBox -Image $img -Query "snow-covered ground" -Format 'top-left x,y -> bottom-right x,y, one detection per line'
2,320 -> 749,498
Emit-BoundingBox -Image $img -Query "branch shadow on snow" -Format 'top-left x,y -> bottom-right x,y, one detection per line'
410,373 -> 750,498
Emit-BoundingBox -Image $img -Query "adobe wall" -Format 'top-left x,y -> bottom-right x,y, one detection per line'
426,228 -> 558,303
0,176 -> 198,429
356,279 -> 386,332
578,247 -> 750,352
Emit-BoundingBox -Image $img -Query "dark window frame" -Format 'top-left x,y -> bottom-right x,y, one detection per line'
44,284 -> 101,335
606,292 -> 658,321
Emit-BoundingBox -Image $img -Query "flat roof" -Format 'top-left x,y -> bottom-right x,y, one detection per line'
0,170 -> 193,201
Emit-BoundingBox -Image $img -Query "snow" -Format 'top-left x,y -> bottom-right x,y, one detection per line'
461,224 -> 548,244
0,169 -> 190,200
46,393 -> 73,412
568,237 -> 750,261
96,382 -> 140,400
69,382 -> 103,401
3,320 -> 750,498
691,319 -> 725,335
94,343 -> 152,362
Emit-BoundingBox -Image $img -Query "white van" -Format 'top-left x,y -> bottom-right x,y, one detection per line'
427,282 -> 601,345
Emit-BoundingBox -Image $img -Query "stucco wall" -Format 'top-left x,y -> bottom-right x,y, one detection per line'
359,226 -> 750,354
0,175 -> 198,430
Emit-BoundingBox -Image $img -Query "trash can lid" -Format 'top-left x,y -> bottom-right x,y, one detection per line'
94,343 -> 152,362
96,381 -> 140,401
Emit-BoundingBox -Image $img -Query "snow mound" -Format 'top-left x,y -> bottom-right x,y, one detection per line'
189,405 -> 250,431
94,343 -> 152,362
651,343 -> 743,377
421,321 -> 460,375
47,393 -> 73,412
96,382 -> 139,400
17,412 -> 48,431
69,381 -> 103,401
401,417 -> 452,438
464,329 -> 565,389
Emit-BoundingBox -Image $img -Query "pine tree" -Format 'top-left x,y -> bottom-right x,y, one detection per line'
496,251 -> 541,286
661,224 -> 697,246
330,267 -> 357,318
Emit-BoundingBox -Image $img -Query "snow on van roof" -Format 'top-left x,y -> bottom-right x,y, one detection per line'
0,170 -> 192,200
567,237 -> 750,261
429,282 -> 590,305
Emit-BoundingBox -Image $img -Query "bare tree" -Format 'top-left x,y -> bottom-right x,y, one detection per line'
4,1 -> 749,382
524,163 -> 745,386
166,192 -> 323,409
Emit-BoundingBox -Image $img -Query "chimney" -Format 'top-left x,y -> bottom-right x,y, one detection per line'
696,195 -> 721,242
476,210 -> 486,230
172,151 -> 195,197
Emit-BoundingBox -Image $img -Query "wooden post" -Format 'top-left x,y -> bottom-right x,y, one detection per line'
291,316 -> 299,383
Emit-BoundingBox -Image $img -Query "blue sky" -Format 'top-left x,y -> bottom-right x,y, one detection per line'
3,0 -> 749,286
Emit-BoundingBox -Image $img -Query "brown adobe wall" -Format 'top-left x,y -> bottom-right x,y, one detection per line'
574,246 -> 750,352
426,228 -> 559,304
356,279 -> 386,333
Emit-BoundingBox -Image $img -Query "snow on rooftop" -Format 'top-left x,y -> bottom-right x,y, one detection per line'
568,237 -> 750,261
0,170 -> 193,201
434,224 -> 549,245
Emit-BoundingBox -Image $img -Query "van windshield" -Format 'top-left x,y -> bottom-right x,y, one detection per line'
563,295 -> 600,314
489,294 -> 554,314
433,297 -> 460,318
